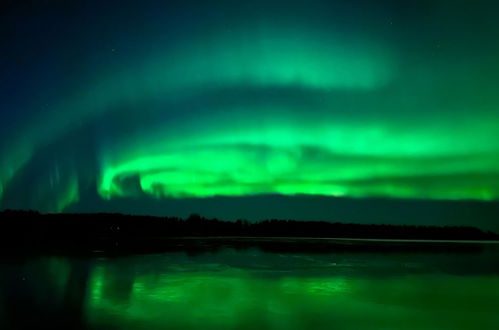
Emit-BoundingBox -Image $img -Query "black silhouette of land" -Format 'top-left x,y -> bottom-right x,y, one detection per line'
0,210 -> 497,255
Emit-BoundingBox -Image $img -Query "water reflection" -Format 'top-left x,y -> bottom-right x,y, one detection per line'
1,244 -> 499,329
0,257 -> 91,329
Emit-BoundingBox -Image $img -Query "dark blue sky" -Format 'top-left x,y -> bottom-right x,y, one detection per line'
1,0 -> 499,229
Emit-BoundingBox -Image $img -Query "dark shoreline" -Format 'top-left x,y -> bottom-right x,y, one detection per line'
1,210 -> 497,256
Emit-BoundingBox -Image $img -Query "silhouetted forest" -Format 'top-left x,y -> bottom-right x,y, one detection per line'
0,210 -> 497,254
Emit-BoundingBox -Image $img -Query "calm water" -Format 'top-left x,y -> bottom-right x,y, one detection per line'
1,240 -> 499,330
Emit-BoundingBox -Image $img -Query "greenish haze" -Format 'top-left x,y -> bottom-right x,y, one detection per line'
2,0 -> 499,212
1,25 -> 394,209
98,112 -> 499,200
88,271 -> 499,330
2,243 -> 499,329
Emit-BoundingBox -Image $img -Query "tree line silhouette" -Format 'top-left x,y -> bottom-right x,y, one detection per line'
0,210 -> 497,254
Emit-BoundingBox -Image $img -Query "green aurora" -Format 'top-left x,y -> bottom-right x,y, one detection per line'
1,0 -> 499,220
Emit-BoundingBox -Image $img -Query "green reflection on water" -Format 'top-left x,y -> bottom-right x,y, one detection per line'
85,257 -> 499,330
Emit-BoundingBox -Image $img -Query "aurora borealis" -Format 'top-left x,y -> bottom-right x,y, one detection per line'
2,0 -> 499,227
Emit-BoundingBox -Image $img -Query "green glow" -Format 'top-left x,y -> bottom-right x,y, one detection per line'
3,245 -> 499,329
84,255 -> 499,330
98,113 -> 499,201
2,15 -> 499,210
0,24 -> 394,210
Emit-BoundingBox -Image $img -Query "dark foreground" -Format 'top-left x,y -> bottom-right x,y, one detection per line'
1,238 -> 499,330
2,211 -> 498,329
1,210 -> 497,254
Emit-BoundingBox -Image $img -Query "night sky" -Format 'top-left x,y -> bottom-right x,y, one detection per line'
1,0 -> 499,229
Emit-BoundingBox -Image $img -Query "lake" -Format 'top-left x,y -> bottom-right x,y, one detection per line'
1,239 -> 499,329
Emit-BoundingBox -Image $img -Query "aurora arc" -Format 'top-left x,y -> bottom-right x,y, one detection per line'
2,0 -> 499,215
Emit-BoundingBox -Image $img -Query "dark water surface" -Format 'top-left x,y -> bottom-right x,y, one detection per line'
1,239 -> 499,329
